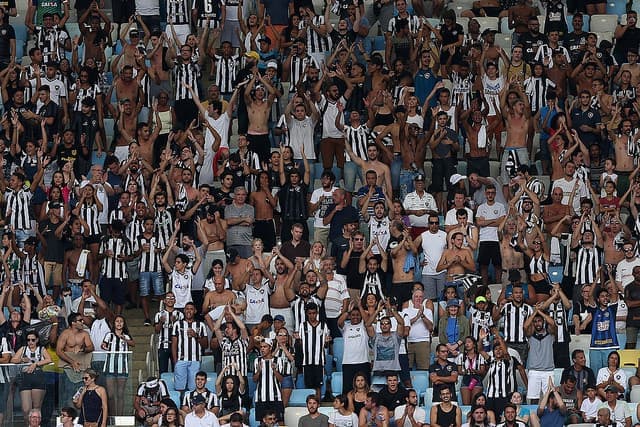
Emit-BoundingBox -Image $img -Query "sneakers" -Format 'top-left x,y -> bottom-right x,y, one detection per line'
144,319 -> 152,326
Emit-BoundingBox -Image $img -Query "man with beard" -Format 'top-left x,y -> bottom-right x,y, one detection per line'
289,279 -> 327,336
211,306 -> 249,380
338,302 -> 370,393
524,308 -> 557,404
279,162 -> 311,242
149,190 -> 174,249
497,404 -> 527,427
269,255 -> 296,328
344,143 -> 392,199
519,16 -> 548,66
309,171 -> 338,248
461,108 -> 500,178
107,64 -> 142,118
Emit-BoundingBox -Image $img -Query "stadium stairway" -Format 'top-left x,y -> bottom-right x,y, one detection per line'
126,304 -> 157,382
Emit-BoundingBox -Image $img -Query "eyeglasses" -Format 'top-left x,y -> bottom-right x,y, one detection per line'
429,221 -> 439,225
353,238 -> 364,241
82,376 -> 91,380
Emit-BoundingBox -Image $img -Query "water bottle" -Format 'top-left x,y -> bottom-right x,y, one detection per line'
468,377 -> 479,389
73,386 -> 84,401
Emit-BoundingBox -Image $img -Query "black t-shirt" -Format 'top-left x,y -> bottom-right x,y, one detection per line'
519,32 -> 548,64
564,31 -> 587,63
441,23 -> 464,46
613,26 -> 640,58
71,111 -> 99,155
0,24 -> 15,59
39,218 -> 65,263
429,360 -> 458,402
337,249 -> 364,291
378,386 -> 408,412
212,188 -> 234,206
0,320 -> 29,352
32,100 -> 58,141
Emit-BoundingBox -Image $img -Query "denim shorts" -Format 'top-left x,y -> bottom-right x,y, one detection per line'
281,375 -> 294,389
139,271 -> 164,297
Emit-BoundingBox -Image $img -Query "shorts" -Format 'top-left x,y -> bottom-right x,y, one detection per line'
281,375 -> 294,389
500,147 -> 529,185
126,258 -> 140,281
19,369 -> 46,391
139,271 -> 164,297
477,241 -> 501,266
422,272 -> 447,300
247,133 -> 271,164
303,364 -> 324,388
531,278 -> 551,295
99,277 -> 126,305
430,157 -> 456,192
389,282 -> 414,306
461,374 -> 484,388
467,156 -> 490,177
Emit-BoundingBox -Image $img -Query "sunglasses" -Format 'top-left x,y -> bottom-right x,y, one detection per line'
27,338 -> 37,342
82,376 -> 91,380
429,222 -> 439,225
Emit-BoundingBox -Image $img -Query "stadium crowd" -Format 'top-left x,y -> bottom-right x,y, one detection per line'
0,0 -> 638,425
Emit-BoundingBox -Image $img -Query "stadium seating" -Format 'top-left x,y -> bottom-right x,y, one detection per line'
495,33 -> 512,52
475,17 -> 499,33
331,372 -> 343,395
333,337 -> 344,371
289,388 -> 317,406
620,350 -> 640,367
410,371 -> 430,395
590,14 -> 619,32
161,372 -> 175,390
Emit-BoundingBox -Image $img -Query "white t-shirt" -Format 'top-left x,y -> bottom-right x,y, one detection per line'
477,202 -> 506,242
444,207 -> 474,226
596,368 -> 628,394
340,320 -> 370,365
244,280 -> 272,324
368,216 -> 390,254
325,274 -> 348,318
402,307 -> 432,342
171,269 -> 194,309
318,95 -> 346,139
551,177 -> 587,215
403,191 -> 438,227
310,187 -> 337,229
328,411 -> 359,427
38,77 -> 67,106
394,405 -> 427,427
580,397 -> 602,421
287,115 -> 317,159
184,410 -> 221,427
615,258 -> 640,288
420,230 -> 447,276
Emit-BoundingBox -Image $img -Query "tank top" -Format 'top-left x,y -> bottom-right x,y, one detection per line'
157,108 -> 172,135
529,254 -> 548,276
436,404 -> 457,427
374,112 -> 394,126
80,389 -> 104,424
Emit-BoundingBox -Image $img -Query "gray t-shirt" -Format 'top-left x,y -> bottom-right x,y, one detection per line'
298,413 -> 329,427
372,332 -> 402,373
224,203 -> 254,246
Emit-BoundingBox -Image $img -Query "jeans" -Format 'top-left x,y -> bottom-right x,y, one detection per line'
589,348 -> 616,373
391,155 -> 402,192
174,360 -> 201,391
399,169 -> 418,201
158,348 -> 173,374
343,161 -> 363,192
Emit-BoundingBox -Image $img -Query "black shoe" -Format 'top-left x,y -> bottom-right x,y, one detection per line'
322,392 -> 333,402
144,319 -> 152,326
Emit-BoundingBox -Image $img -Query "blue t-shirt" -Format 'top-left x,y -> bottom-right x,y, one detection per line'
259,0 -> 292,25
414,67 -> 441,107
538,106 -> 558,142
540,407 -> 565,427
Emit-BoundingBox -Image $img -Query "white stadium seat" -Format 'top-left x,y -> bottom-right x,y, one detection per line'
589,14 -> 618,32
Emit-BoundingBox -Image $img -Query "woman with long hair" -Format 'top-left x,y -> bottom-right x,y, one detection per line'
596,351 -> 627,399
361,293 -> 382,325
162,406 -> 184,427
347,373 -> 370,415
39,184 -> 70,221
303,242 -> 325,273
330,394 -> 359,427
73,369 -> 108,427
11,330 -> 51,420
507,391 -> 530,424
273,327 -> 295,406
101,315 -> 135,416
471,393 -> 496,425
456,336 -> 486,405
438,284 -> 465,320
215,368 -> 246,424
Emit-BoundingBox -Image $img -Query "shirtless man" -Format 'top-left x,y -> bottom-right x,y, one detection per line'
269,255 -> 297,327
498,216 -> 525,284
63,234 -> 90,300
498,84 -> 531,200
146,32 -> 173,99
389,220 -> 418,305
203,276 -> 235,320
344,143 -> 393,197
608,117 -> 638,196
546,50 -> 572,102
446,209 -> 479,251
462,106 -> 501,177
117,15 -> 151,70
136,112 -> 161,166
397,123 -> 429,198
111,98 -> 139,161
244,71 -> 278,164
225,250 -> 254,290
542,187 -> 571,236
601,217 -> 631,267
56,312 -> 95,372
78,2 -> 111,64
250,171 -> 278,252
436,232 -> 475,280
570,54 -> 606,95
614,50 -> 640,87
107,65 -> 144,118
199,207 -> 227,279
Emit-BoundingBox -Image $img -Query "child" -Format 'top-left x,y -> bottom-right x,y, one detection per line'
579,384 -> 602,422
600,158 -> 618,197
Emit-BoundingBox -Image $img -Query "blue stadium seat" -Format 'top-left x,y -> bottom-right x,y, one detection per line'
161,372 -> 175,390
201,355 -> 215,372
410,371 -> 429,395
607,1 -> 627,15
423,388 -> 433,406
332,372 -> 343,396
13,24 -> 27,44
372,36 -> 385,51
289,388 -> 316,406
169,389 -> 181,406
333,337 -> 344,372
250,408 -> 258,427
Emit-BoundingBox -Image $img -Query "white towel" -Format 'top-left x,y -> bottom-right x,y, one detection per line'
550,236 -> 561,264
76,249 -> 91,277
477,124 -> 487,149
